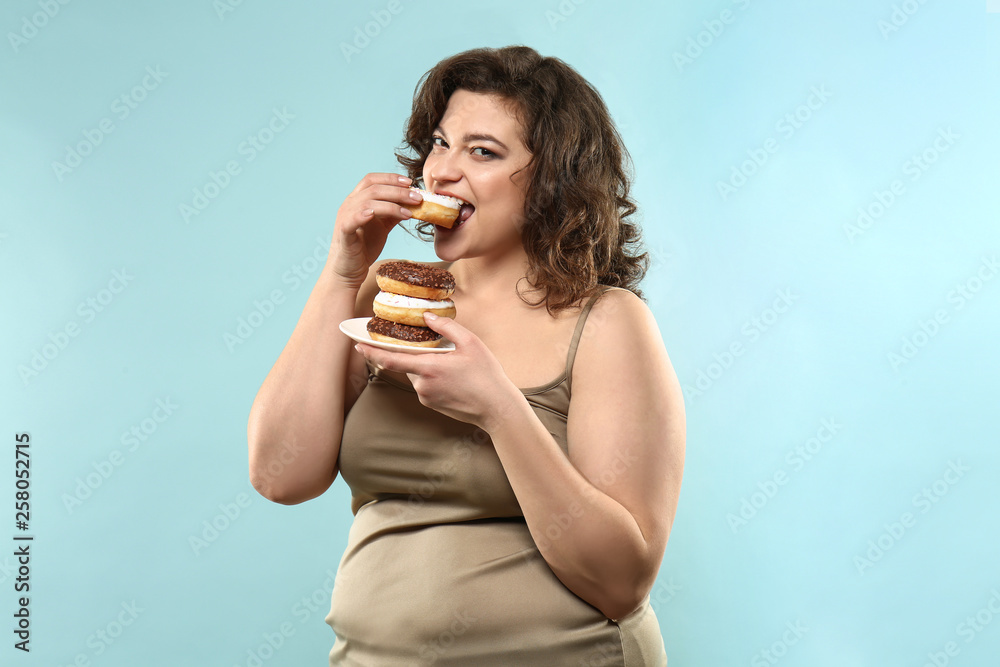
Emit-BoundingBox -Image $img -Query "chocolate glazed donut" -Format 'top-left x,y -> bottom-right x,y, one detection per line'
368,262 -> 456,348
375,261 -> 456,299
366,317 -> 444,348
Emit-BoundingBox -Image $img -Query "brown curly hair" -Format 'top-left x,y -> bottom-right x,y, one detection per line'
396,45 -> 648,312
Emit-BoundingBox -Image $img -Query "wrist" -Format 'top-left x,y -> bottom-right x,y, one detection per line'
479,382 -> 531,436
319,262 -> 366,294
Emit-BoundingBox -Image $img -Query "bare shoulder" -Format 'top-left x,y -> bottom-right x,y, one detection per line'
572,287 -> 682,407
580,288 -> 667,357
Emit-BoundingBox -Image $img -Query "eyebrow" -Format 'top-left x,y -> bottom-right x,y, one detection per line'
434,127 -> 509,151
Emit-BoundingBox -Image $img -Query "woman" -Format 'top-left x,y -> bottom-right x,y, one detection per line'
247,46 -> 685,665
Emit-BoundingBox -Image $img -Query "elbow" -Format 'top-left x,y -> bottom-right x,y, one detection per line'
592,562 -> 660,621
250,473 -> 305,505
248,449 -> 335,506
597,587 -> 647,622
247,442 -> 294,504
249,464 -> 334,505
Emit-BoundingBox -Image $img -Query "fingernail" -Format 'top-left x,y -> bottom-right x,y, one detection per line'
409,190 -> 422,201
354,344 -> 362,353
398,176 -> 411,184
399,207 -> 413,218
424,312 -> 439,321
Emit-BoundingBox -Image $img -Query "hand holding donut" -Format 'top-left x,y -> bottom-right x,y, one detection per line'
328,173 -> 422,289
355,314 -> 521,431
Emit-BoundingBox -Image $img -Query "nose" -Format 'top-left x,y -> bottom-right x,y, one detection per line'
425,147 -> 462,187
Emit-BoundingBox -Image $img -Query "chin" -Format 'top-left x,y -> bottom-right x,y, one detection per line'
432,237 -> 463,262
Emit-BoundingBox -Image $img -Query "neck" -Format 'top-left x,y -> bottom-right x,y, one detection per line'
449,250 -> 532,305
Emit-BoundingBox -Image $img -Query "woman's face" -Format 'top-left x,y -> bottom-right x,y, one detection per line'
422,89 -> 533,263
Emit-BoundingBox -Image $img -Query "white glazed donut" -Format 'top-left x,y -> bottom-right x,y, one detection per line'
404,188 -> 462,228
372,291 -> 456,327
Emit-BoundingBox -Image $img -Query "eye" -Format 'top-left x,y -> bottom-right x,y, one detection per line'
471,146 -> 496,159
432,135 -> 448,149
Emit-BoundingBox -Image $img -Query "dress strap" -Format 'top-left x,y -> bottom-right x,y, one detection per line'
564,287 -> 615,392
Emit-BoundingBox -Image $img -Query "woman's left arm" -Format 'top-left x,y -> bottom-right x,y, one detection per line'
485,290 -> 685,620
354,291 -> 685,620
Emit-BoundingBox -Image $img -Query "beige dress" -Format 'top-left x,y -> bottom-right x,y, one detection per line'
327,290 -> 668,666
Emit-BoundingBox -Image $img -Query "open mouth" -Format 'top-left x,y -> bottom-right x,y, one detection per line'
434,196 -> 474,230
456,202 -> 475,224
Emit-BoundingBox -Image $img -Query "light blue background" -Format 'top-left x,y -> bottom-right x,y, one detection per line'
2,1 -> 998,665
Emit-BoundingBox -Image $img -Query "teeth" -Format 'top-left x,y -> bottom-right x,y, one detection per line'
438,192 -> 469,206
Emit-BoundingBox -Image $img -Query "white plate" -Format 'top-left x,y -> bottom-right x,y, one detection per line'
339,317 -> 455,354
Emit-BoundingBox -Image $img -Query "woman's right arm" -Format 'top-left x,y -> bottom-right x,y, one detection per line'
246,173 -> 420,504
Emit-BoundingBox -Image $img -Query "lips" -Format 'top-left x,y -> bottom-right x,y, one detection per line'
434,190 -> 475,229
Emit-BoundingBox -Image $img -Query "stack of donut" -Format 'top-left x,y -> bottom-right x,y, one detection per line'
367,261 -> 456,348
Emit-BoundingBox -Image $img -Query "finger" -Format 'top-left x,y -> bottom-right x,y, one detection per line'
422,313 -> 475,347
341,202 -> 412,236
352,172 -> 412,195
355,343 -> 426,375
362,200 -> 414,223
362,184 -> 424,207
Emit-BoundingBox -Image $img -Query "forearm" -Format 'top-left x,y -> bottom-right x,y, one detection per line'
247,266 -> 359,504
485,392 -> 655,620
